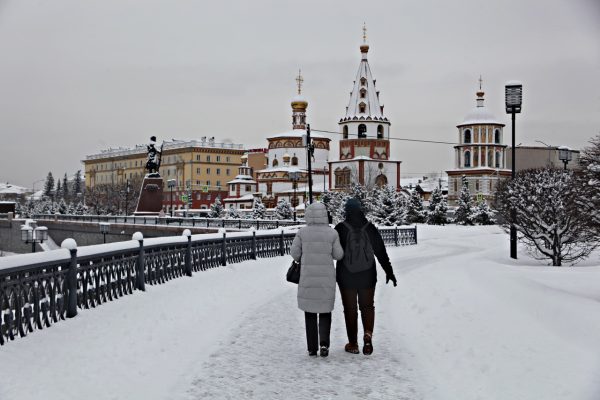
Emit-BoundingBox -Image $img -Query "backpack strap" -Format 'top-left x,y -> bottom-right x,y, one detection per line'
360,222 -> 371,232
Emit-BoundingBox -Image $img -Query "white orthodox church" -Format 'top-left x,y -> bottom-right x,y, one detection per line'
446,81 -> 511,205
328,30 -> 401,190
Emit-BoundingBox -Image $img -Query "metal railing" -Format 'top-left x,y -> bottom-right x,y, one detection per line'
0,225 -> 416,346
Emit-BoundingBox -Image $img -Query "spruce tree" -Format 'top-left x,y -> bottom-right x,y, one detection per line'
275,199 -> 293,220
74,170 -> 83,195
44,172 -> 55,198
454,183 -> 474,225
55,180 -> 63,199
369,185 -> 405,226
226,205 -> 240,219
251,197 -> 266,219
209,197 -> 224,218
427,187 -> 448,225
472,201 -> 496,225
62,173 -> 69,200
406,190 -> 426,223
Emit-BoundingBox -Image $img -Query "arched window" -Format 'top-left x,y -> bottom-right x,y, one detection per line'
360,88 -> 366,98
358,124 -> 367,138
291,156 -> 298,166
359,102 -> 366,113
464,151 -> 471,167
360,77 -> 367,86
495,152 -> 501,168
272,158 -> 278,167
464,129 -> 471,144
377,125 -> 384,139
375,174 -> 388,187
494,129 -> 500,144
343,125 -> 349,139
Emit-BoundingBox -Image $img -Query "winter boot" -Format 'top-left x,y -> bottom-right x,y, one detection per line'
363,332 -> 373,355
344,342 -> 360,354
320,346 -> 329,357
308,350 -> 318,357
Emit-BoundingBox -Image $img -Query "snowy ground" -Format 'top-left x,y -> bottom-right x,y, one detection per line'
0,225 -> 599,400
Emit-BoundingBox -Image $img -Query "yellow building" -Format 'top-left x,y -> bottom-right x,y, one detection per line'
83,138 -> 246,211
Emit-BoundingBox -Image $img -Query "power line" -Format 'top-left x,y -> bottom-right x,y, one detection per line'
311,128 -> 458,145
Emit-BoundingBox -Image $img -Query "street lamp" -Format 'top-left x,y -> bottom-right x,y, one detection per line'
167,179 -> 177,217
505,81 -> 523,260
99,222 -> 110,243
21,224 -> 48,253
558,146 -> 572,171
289,171 -> 300,221
124,179 -> 130,218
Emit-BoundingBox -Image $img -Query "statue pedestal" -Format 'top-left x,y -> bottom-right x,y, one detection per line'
134,176 -> 164,215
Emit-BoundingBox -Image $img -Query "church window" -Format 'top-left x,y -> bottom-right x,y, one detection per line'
359,103 -> 366,113
360,88 -> 367,99
475,180 -> 480,191
377,125 -> 384,139
272,159 -> 279,167
291,156 -> 298,166
464,129 -> 471,144
358,124 -> 367,138
488,150 -> 493,167
464,151 -> 471,167
343,126 -> 349,139
360,77 -> 367,86
335,167 -> 351,188
495,152 -> 501,168
375,174 -> 388,187
494,129 -> 501,144
245,184 -> 252,192
473,149 -> 479,166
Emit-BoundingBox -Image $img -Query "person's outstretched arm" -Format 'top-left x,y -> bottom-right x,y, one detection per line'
368,225 -> 397,286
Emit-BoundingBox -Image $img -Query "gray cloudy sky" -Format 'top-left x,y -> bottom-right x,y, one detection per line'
0,0 -> 599,188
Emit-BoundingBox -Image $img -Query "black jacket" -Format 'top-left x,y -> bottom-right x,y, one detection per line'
334,210 -> 394,289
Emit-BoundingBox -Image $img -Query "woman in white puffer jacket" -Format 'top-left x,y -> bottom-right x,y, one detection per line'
290,202 -> 344,357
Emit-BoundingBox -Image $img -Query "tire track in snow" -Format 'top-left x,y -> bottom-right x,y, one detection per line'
181,287 -> 420,400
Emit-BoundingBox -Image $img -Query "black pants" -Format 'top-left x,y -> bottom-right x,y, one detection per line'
339,287 -> 375,344
304,312 -> 331,352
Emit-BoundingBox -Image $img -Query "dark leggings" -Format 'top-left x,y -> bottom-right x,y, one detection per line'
304,312 -> 331,352
340,287 -> 375,344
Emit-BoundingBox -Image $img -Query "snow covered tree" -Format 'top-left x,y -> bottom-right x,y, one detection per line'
349,183 -> 372,215
209,197 -> 224,218
369,185 -> 406,226
427,187 -> 448,225
471,201 -> 496,225
55,180 -> 62,200
74,170 -> 83,196
251,197 -> 266,219
406,190 -> 426,224
275,199 -> 293,220
577,133 -> 600,240
74,202 -> 87,215
44,172 -> 55,198
57,199 -> 68,214
62,173 -> 69,200
226,205 -> 240,219
495,169 -> 597,266
321,191 -> 347,224
453,182 -> 474,225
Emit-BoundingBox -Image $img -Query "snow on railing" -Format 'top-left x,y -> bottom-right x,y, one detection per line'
0,225 -> 416,346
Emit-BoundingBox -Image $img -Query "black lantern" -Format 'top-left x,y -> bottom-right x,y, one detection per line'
506,80 -> 523,260
558,146 -> 572,170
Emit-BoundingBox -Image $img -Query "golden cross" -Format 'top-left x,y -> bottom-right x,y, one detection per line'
296,69 -> 303,95
362,23 -> 367,43
479,75 -> 483,90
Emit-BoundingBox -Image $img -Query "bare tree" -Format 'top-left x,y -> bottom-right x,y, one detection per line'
495,168 -> 597,266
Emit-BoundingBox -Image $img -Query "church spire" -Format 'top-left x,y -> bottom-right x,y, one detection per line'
291,69 -> 308,130
360,22 -> 370,57
476,75 -> 485,108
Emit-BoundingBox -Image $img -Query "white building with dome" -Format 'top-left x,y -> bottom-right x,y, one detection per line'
446,84 -> 511,205
328,30 -> 401,190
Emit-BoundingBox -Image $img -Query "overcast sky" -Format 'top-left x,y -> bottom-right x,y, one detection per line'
0,0 -> 599,188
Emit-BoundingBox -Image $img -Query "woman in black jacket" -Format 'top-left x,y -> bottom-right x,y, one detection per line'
334,198 -> 397,355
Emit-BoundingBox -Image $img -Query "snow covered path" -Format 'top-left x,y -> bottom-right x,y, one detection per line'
1,225 -> 599,400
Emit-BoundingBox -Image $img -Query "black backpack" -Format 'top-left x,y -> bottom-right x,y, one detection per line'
342,222 -> 375,273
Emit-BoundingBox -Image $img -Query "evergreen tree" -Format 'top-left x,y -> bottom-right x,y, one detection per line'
74,170 -> 83,195
454,183 -> 475,225
471,201 -> 496,225
406,190 -> 426,223
226,205 -> 240,219
275,199 -> 293,220
67,202 -> 75,215
55,180 -> 63,199
44,172 -> 55,198
349,183 -> 371,215
427,187 -> 448,225
57,199 -> 68,214
75,202 -> 86,216
62,173 -> 69,200
369,185 -> 406,226
578,133 -> 600,239
209,197 -> 224,218
251,197 -> 266,219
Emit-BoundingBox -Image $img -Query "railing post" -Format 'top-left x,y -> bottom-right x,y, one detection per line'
183,229 -> 192,277
394,224 -> 399,246
413,226 -> 418,245
238,219 -> 242,229
133,232 -> 145,291
250,227 -> 257,260
279,229 -> 285,256
256,220 -> 260,230
220,228 -> 227,266
60,239 -> 78,319
276,220 -> 279,229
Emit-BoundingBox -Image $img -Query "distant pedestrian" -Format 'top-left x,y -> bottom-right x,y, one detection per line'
291,202 -> 344,357
335,198 -> 397,355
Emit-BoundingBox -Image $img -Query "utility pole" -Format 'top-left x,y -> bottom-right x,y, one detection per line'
306,124 -> 314,204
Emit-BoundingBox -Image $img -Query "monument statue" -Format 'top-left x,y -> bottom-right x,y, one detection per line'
135,136 -> 165,215
145,136 -> 163,176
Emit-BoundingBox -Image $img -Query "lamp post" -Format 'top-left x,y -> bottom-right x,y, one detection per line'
289,171 -> 300,221
167,179 -> 177,217
21,224 -> 48,253
505,81 -> 523,260
558,147 -> 572,171
99,222 -> 110,243
323,166 -> 328,192
303,124 -> 314,204
124,179 -> 130,218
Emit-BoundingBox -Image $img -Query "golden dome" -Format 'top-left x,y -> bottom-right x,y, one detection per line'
291,94 -> 308,110
360,44 -> 370,53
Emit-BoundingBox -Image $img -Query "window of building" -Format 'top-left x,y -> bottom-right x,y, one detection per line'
245,184 -> 252,192
216,156 -> 221,162
196,180 -> 201,185
343,126 -> 349,139
464,129 -> 471,144
272,159 -> 279,167
206,168 -> 211,174
358,124 -> 367,138
196,168 -> 201,174
216,168 -> 221,175
291,156 -> 298,166
334,167 -> 351,188
360,77 -> 367,86
377,125 -> 384,139
267,183 -> 273,195
494,129 -> 500,144
226,168 -> 230,175
216,181 -> 221,188
226,156 -> 230,162
475,180 -> 480,191
495,152 -> 501,168
206,155 -> 211,162
454,180 -> 458,192
167,170 -> 170,176
359,103 -> 366,113
464,151 -> 471,167
206,180 -> 211,187
360,88 -> 366,98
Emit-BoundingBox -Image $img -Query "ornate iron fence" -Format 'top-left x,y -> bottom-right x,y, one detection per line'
0,225 -> 416,346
